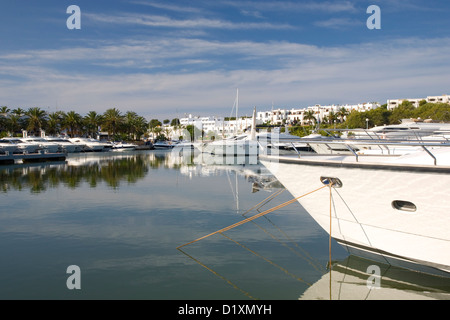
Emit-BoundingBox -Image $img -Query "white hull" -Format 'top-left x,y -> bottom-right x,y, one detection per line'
260,152 -> 450,275
200,139 -> 259,156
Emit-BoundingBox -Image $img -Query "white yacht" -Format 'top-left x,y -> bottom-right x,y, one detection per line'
153,140 -> 176,150
69,138 -> 112,152
111,142 -> 137,151
0,137 -> 41,154
21,137 -> 61,153
0,140 -> 20,154
44,137 -> 83,153
260,138 -> 450,276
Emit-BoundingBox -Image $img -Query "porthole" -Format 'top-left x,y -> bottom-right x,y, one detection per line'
320,177 -> 342,188
392,200 -> 417,212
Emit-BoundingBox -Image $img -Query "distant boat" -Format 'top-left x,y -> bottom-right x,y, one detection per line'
198,107 -> 310,157
153,140 -> 176,150
260,136 -> 450,276
69,138 -> 112,152
0,137 -> 41,154
44,137 -> 83,153
111,142 -> 137,151
21,137 -> 61,153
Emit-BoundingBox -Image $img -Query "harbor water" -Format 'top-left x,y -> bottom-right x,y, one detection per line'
0,150 -> 449,300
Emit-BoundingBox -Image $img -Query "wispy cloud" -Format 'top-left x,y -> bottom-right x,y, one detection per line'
2,35 -> 450,118
314,17 -> 363,29
130,1 -> 206,14
223,0 -> 358,13
86,13 -> 294,30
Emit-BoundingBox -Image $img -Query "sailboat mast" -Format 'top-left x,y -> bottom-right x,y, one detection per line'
235,88 -> 239,135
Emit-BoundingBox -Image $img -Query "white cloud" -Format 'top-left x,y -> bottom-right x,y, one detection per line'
1,36 -> 450,119
314,17 -> 363,29
85,13 -> 294,30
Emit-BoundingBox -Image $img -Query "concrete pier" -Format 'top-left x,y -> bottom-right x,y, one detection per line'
0,151 -> 66,165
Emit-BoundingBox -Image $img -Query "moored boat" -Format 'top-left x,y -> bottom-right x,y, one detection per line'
260,138 -> 450,276
111,142 -> 137,151
0,137 -> 41,154
45,137 -> 83,153
69,137 -> 112,152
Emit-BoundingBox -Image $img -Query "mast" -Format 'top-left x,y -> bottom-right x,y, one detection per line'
250,106 -> 256,140
235,88 -> 239,135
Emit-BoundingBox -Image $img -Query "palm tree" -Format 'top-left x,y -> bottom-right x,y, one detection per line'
6,114 -> 22,135
84,111 -> 103,138
25,107 -> 48,136
62,111 -> 82,137
11,108 -> 25,117
327,111 -> 337,125
134,116 -> 148,140
0,106 -> 10,116
124,111 -> 138,140
303,110 -> 316,126
103,108 -> 123,139
337,107 -> 349,123
46,111 -> 64,136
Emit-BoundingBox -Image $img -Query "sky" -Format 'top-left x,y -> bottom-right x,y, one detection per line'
0,0 -> 449,120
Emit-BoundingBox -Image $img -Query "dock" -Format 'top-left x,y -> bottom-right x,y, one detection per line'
0,151 -> 67,165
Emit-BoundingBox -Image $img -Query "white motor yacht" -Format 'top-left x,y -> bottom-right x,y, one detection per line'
153,140 -> 176,150
0,137 -> 41,154
21,137 -> 61,153
0,141 -> 20,154
69,138 -> 112,152
260,138 -> 450,276
111,142 -> 137,151
44,137 -> 83,153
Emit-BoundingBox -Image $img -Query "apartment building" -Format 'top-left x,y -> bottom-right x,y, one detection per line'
387,94 -> 450,110
257,102 -> 380,126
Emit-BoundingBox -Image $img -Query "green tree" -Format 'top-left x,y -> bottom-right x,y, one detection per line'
170,118 -> 180,126
62,111 -> 82,137
303,110 -> 316,125
103,108 -> 124,139
0,106 -> 10,115
84,111 -> 103,138
46,111 -> 64,136
389,100 -> 415,124
337,107 -> 349,123
345,110 -> 368,129
25,107 -> 48,136
133,116 -> 148,140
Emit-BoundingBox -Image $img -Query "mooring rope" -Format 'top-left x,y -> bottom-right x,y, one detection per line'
177,184 -> 328,249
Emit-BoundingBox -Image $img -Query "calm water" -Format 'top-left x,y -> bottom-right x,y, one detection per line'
0,150 -> 449,300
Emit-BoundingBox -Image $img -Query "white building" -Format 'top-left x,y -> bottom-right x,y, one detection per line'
387,94 -> 450,110
258,102 -> 380,126
179,114 -> 261,139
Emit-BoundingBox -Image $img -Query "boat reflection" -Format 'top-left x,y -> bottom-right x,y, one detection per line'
300,255 -> 450,300
0,150 -> 281,194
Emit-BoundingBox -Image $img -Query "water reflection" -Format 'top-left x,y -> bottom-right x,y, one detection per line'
300,255 -> 450,300
0,150 -> 282,194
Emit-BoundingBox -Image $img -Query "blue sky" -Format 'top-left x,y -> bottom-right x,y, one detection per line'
1,0 -> 449,120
